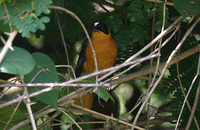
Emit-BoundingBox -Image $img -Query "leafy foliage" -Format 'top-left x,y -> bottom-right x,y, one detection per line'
95,87 -> 115,103
107,0 -> 169,55
25,52 -> 59,109
0,0 -> 200,129
0,107 -> 29,129
174,0 -> 200,17
0,46 -> 35,75
0,0 -> 52,38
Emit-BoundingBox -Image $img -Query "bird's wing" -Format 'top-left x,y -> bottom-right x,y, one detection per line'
75,39 -> 88,77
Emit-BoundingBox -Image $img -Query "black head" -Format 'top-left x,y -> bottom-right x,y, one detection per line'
91,22 -> 109,35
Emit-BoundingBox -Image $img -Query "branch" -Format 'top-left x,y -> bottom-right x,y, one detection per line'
99,16 -> 183,82
136,116 -> 177,126
110,43 -> 200,86
23,88 -> 37,130
71,104 -> 145,130
176,59 -> 199,128
1,43 -> 200,109
0,30 -> 18,63
186,79 -> 200,130
0,82 -> 110,88
11,87 -> 104,129
46,5 -> 99,85
131,16 -> 200,130
10,88 -> 83,129
0,53 -> 159,109
175,47 -> 200,129
4,99 -> 22,130
54,10 -> 71,79
58,107 -> 83,130
145,0 -> 174,6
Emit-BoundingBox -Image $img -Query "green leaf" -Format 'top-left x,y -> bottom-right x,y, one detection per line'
0,46 -> 35,75
1,1 -> 52,38
95,87 -> 115,103
174,0 -> 200,17
34,0 -> 52,15
0,107 -> 30,130
0,5 -> 6,18
0,20 -> 10,34
40,16 -> 50,23
24,52 -> 59,109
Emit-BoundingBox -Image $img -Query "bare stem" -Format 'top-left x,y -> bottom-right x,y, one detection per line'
0,30 -> 18,63
131,16 -> 200,130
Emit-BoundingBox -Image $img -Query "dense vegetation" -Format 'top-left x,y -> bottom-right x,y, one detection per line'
0,0 -> 200,129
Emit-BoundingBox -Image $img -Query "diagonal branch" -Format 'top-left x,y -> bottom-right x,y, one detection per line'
0,30 -> 18,63
99,16 -> 183,81
186,79 -> 200,130
110,44 -> 200,86
46,5 -> 99,85
0,53 -> 159,108
131,16 -> 200,130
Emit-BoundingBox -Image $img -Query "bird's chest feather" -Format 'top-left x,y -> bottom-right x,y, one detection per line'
84,38 -> 117,73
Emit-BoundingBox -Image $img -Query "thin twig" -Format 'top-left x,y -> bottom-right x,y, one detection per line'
0,35 -> 14,51
175,51 -> 200,130
0,45 -> 199,108
56,65 -> 76,79
149,0 -> 167,89
0,82 -> 110,88
4,99 -> 22,130
20,75 -> 37,130
0,15 -> 8,21
0,53 -> 159,90
110,43 -> 200,86
3,1 -> 12,32
54,10 -> 71,80
0,53 -> 159,109
23,88 -> 37,130
176,61 -> 200,129
186,79 -> 200,130
147,1 -> 167,128
99,16 -> 183,82
0,30 -> 18,63
71,104 -> 145,130
58,107 -> 83,130
131,16 -> 200,130
104,24 -> 181,84
37,111 -> 61,130
145,0 -> 174,6
120,96 -> 142,119
46,5 -> 99,86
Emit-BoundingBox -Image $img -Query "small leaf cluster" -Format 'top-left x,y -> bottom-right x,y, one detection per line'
0,0 -> 52,38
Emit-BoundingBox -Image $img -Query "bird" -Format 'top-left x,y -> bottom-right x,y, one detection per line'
75,22 -> 117,109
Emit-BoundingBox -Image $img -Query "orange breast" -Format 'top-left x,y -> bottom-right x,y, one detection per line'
76,31 -> 117,109
83,31 -> 117,77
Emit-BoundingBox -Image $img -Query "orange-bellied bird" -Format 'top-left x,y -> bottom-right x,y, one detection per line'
75,22 -> 117,109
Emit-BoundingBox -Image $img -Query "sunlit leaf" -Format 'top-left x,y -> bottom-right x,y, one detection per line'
25,52 -> 59,109
95,87 -> 114,103
0,46 -> 35,75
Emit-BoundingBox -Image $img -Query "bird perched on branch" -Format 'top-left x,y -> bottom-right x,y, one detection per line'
75,22 -> 117,109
